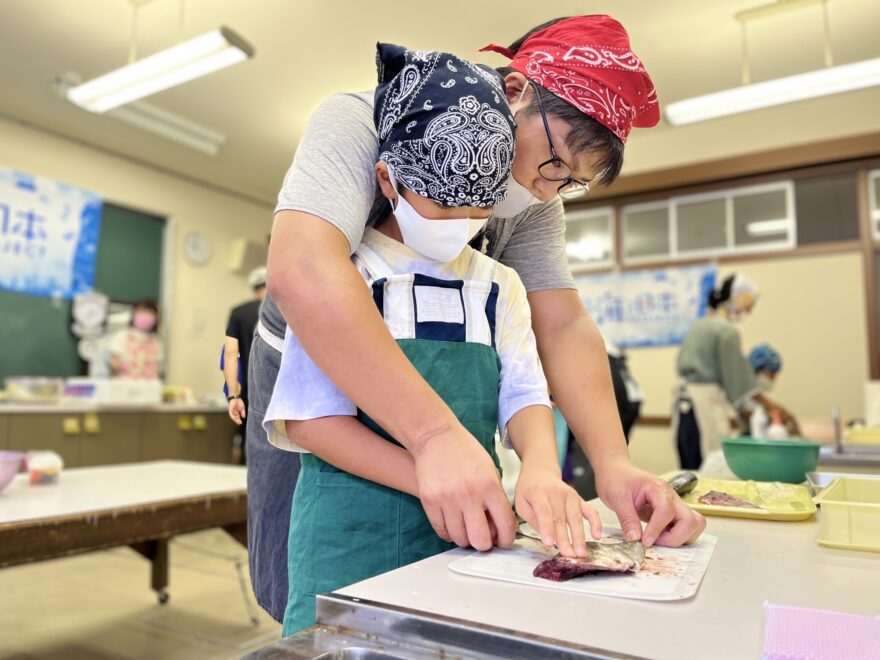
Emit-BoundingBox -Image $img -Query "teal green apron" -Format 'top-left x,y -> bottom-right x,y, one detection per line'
282,267 -> 503,635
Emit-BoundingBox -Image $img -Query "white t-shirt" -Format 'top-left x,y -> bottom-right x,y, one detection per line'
263,228 -> 550,452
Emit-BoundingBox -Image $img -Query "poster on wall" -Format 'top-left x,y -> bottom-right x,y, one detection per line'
0,168 -> 103,299
575,264 -> 717,348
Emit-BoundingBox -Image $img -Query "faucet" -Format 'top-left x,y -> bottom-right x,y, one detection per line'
832,406 -> 842,454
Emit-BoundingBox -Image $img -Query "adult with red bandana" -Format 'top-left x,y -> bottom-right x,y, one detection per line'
248,15 -> 707,622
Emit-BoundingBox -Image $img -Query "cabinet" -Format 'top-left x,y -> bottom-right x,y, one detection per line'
0,414 -> 8,450
2,409 -> 234,467
79,413 -> 142,466
7,414 -> 84,467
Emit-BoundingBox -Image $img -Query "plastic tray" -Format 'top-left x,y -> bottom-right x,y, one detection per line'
847,426 -> 880,445
806,471 -> 880,495
813,477 -> 880,552
678,477 -> 816,521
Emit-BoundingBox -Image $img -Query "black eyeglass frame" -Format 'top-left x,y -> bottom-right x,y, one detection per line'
528,80 -> 590,200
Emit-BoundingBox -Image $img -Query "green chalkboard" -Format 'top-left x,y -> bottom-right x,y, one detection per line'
0,203 -> 164,382
94,205 -> 163,301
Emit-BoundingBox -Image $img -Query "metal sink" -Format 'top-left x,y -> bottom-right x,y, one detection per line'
314,650 -> 408,660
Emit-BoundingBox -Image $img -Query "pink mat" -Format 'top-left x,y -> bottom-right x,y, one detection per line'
763,602 -> 880,660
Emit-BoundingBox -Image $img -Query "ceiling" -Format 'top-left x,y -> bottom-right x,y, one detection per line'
1,0 -> 878,205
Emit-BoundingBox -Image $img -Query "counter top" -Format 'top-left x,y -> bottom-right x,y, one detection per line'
0,460 -> 246,525
820,445 -> 880,467
337,502 -> 879,660
0,402 -> 227,414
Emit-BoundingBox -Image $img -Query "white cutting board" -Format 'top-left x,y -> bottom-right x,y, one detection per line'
449,528 -> 717,601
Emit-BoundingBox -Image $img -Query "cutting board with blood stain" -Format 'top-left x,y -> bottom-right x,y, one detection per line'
448,527 -> 717,601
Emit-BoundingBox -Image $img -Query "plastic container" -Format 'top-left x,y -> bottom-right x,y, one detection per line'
0,451 -> 24,493
750,405 -> 768,438
813,477 -> 880,552
721,436 -> 821,484
4,377 -> 64,403
847,426 -> 880,445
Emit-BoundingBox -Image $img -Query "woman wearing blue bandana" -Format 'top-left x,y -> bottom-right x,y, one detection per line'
264,44 -> 602,635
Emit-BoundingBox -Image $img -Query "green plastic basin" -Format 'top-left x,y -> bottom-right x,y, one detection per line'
721,436 -> 821,484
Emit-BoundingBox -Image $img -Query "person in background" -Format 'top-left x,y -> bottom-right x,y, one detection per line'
749,343 -> 782,393
224,266 -> 267,464
109,298 -> 163,380
674,275 -> 799,471
564,334 -> 644,499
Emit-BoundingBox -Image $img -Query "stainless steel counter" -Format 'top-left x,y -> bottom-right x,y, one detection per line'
819,444 -> 880,467
254,500 -> 880,660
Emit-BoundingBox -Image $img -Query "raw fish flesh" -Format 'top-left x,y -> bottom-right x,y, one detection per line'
533,540 -> 646,581
698,490 -> 762,509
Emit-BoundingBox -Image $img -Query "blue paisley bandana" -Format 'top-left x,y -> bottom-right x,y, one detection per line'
374,42 -> 516,208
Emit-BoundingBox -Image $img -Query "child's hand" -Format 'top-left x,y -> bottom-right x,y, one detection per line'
514,463 -> 602,558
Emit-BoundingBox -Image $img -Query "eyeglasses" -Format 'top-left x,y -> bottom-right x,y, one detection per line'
529,80 -> 590,200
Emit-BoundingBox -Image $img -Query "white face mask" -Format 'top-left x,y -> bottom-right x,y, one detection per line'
726,304 -> 750,323
756,373 -> 775,392
491,173 -> 542,218
387,166 -> 487,262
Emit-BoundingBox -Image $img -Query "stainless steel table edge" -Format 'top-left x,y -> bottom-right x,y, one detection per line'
246,592 -> 645,659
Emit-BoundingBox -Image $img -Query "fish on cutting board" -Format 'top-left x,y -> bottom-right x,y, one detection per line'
698,490 -> 762,509
533,540 -> 646,581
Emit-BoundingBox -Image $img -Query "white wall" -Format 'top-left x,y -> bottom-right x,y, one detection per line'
0,116 -> 274,397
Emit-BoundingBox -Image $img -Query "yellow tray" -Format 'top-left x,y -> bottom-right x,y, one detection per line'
847,426 -> 880,445
678,477 -> 816,521
812,477 -> 880,552
817,532 -> 880,553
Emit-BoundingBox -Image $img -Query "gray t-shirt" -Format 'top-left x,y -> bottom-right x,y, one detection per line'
263,91 -> 575,340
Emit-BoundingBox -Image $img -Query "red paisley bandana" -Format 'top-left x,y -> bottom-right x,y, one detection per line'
480,15 -> 659,143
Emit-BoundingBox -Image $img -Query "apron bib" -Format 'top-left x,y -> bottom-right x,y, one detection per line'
673,380 -> 734,469
283,247 -> 503,635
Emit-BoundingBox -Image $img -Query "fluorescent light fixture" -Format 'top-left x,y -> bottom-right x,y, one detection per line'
67,27 -> 253,113
109,101 -> 226,155
665,57 -> 880,125
746,219 -> 791,236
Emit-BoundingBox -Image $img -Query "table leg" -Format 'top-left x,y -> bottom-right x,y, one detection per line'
222,521 -> 247,548
130,538 -> 170,604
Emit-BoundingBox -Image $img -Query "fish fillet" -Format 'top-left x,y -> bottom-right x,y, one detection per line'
533,540 -> 646,581
698,490 -> 762,509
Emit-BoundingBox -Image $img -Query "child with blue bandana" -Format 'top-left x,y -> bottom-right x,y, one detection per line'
264,43 -> 601,635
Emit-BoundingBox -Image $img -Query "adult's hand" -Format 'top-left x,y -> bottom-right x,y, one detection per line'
228,398 -> 246,425
412,426 -> 516,552
595,457 -> 706,548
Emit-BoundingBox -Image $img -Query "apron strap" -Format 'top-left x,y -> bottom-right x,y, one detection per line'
353,242 -> 395,282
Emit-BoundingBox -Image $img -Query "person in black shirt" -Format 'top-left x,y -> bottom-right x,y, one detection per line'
225,266 -> 267,463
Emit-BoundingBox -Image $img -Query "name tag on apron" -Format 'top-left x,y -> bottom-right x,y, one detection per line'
414,285 -> 464,324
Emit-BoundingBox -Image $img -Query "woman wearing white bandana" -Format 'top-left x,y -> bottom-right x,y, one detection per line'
674,274 -> 800,472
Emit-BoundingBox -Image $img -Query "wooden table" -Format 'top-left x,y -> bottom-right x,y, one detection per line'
0,460 -> 247,604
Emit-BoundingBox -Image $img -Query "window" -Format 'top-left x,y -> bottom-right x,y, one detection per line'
675,195 -> 727,255
621,181 -> 795,264
565,206 -> 614,270
731,183 -> 796,251
870,170 -> 880,240
794,173 -> 859,245
622,202 -> 670,263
